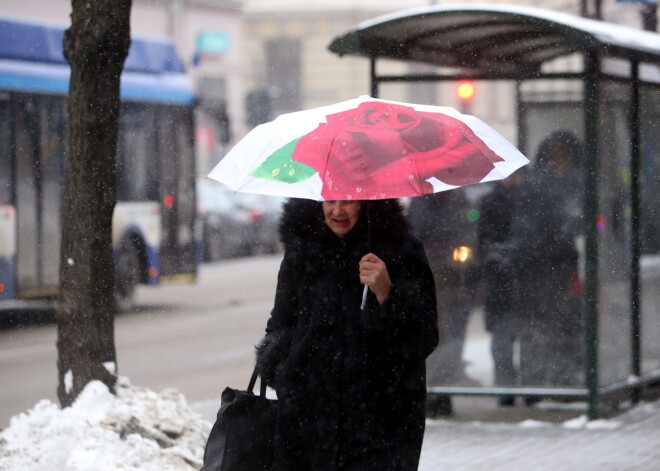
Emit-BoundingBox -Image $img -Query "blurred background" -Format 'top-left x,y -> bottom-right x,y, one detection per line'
1,0 -> 654,178
1,0 -> 659,428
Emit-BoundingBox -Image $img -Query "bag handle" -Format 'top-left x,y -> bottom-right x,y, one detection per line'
248,366 -> 267,397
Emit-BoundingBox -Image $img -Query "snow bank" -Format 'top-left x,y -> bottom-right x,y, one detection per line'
0,377 -> 211,471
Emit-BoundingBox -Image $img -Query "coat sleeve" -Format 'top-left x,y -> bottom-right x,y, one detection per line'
363,236 -> 439,361
255,250 -> 298,386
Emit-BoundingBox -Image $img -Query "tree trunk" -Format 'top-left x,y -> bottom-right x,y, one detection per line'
56,0 -> 132,407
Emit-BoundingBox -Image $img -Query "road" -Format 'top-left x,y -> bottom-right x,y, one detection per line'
0,255 -> 282,429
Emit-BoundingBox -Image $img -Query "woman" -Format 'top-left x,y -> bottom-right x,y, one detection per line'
256,197 -> 439,470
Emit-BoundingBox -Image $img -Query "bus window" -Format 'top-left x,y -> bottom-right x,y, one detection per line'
14,95 -> 41,291
117,103 -> 158,202
40,97 -> 66,287
0,95 -> 11,205
12,94 -> 67,292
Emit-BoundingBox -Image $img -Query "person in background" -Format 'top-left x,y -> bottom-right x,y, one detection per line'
479,130 -> 584,406
408,189 -> 481,417
256,198 -> 439,470
478,173 -> 526,406
522,130 -> 584,390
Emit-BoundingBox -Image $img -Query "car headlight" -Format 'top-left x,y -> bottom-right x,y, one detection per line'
452,246 -> 473,263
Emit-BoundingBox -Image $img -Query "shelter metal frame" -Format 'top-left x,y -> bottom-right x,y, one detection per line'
329,3 -> 660,419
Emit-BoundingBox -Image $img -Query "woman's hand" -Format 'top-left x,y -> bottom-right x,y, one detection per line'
359,253 -> 392,305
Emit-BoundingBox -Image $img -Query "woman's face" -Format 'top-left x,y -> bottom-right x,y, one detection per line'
322,200 -> 362,238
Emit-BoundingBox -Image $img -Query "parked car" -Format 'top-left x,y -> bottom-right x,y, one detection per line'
231,191 -> 285,255
196,179 -> 284,261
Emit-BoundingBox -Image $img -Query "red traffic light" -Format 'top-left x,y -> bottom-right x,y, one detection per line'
456,81 -> 475,101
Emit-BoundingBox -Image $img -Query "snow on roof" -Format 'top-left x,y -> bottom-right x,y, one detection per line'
330,3 -> 660,71
355,3 -> 660,54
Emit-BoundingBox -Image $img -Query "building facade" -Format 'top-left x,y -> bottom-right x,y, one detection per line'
241,0 -> 655,144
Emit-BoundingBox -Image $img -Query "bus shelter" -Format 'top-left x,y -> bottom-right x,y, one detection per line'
329,4 -> 660,419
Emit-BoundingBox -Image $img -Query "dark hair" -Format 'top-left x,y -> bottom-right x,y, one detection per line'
535,130 -> 583,170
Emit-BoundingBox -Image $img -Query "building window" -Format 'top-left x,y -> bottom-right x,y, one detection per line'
266,38 -> 301,116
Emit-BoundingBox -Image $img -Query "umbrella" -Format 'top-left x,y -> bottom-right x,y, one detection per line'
208,95 -> 529,202
208,95 -> 529,309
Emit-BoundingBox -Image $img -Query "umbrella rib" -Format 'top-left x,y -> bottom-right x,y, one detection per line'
405,152 -> 426,197
320,137 -> 335,201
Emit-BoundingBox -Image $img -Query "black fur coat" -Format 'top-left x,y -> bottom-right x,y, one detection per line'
256,198 -> 438,471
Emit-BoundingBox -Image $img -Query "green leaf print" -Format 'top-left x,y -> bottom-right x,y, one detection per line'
250,138 -> 317,183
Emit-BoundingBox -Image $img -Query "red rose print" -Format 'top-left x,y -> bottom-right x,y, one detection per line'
292,101 -> 504,200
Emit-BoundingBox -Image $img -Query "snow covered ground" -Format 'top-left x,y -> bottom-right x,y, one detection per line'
0,377 -> 210,471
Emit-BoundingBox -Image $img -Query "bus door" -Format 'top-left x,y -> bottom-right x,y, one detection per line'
157,106 -> 196,279
116,102 -> 196,283
14,95 -> 66,297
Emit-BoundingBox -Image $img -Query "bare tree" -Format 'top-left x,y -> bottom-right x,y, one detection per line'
56,0 -> 132,407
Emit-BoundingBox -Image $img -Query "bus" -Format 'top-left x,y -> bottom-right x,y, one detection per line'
0,16 -> 198,310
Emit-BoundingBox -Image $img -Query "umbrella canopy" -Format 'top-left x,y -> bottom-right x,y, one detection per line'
208,96 -> 529,201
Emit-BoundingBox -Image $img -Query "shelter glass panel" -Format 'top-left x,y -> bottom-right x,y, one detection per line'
413,128 -> 587,391
409,183 -> 490,389
597,80 -> 633,387
639,83 -> 660,376
0,95 -> 11,205
404,79 -> 588,392
385,80 -> 518,145
518,79 -> 584,161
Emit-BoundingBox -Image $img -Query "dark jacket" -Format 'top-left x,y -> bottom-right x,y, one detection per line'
256,198 -> 438,471
478,171 -> 582,329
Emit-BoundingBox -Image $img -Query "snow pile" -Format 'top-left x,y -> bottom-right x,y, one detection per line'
0,377 -> 211,471
562,415 -> 622,430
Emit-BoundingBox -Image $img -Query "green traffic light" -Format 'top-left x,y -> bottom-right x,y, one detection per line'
466,208 -> 481,222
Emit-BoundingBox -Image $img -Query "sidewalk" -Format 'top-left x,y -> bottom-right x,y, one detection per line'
418,395 -> 660,470
191,392 -> 660,470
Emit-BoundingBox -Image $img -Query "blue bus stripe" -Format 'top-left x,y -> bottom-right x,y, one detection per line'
0,64 -> 194,105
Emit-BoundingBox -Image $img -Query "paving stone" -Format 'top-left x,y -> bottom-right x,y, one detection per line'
419,396 -> 660,470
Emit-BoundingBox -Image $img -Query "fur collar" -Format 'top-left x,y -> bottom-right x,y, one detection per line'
278,198 -> 410,249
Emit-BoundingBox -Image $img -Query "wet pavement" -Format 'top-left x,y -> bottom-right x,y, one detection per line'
191,391 -> 660,470
419,394 -> 660,470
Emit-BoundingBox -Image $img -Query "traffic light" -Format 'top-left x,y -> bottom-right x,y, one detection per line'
456,81 -> 475,102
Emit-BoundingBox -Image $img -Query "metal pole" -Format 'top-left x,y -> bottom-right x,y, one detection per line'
370,57 -> 378,98
641,4 -> 658,32
583,48 -> 600,420
581,0 -> 602,20
630,60 -> 642,405
515,81 -> 526,155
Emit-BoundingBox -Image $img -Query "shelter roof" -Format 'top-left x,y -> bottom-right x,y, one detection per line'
328,3 -> 660,75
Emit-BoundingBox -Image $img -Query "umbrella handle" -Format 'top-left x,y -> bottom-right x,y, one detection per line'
361,284 -> 369,311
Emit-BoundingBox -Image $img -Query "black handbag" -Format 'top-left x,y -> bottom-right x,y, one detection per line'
201,368 -> 277,471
